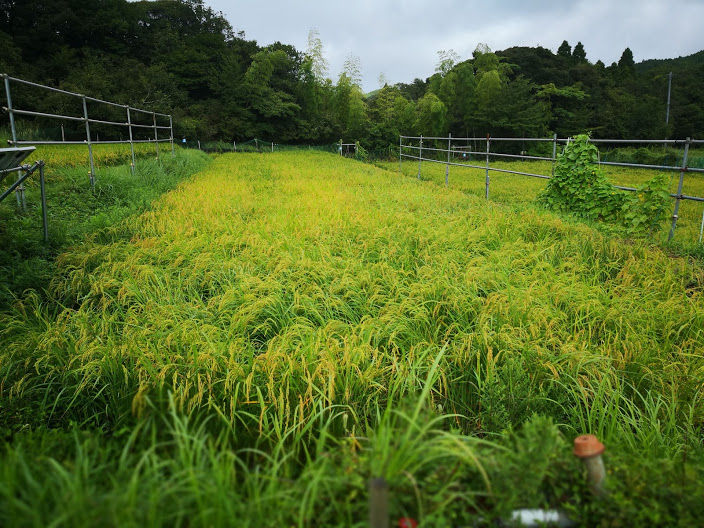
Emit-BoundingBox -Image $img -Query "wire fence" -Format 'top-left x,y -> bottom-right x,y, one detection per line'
400,134 -> 704,243
2,73 -> 175,189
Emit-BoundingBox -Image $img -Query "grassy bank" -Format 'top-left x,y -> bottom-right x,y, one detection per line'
1,152 -> 703,526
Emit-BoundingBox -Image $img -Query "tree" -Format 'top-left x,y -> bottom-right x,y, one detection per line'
473,43 -> 500,74
305,28 -> 328,81
393,96 -> 416,136
366,85 -> 412,149
415,92 -> 447,136
243,48 -> 302,140
343,54 -> 362,87
473,75 -> 548,137
454,62 -> 476,134
395,78 -> 427,101
475,70 -> 502,107
618,47 -> 635,70
435,49 -> 460,76
335,73 -> 368,139
557,40 -> 572,58
536,83 -> 588,135
473,44 -> 512,80
377,72 -> 388,89
573,42 -> 587,62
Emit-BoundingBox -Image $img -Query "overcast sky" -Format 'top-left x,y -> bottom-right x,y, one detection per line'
208,0 -> 704,92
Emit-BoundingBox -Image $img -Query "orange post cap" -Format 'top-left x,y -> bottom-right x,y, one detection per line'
573,434 -> 605,458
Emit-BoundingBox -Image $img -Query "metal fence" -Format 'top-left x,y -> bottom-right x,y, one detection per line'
400,134 -> 704,243
2,73 -> 175,189
339,140 -> 357,157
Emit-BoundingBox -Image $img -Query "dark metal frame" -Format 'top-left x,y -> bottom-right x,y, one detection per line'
0,158 -> 48,241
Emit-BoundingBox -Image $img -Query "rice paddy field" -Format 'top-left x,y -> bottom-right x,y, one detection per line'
379,155 -> 704,249
21,141 -> 168,169
1,151 -> 704,526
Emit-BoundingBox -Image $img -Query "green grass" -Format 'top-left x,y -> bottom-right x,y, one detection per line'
1,152 -> 703,526
378,156 -> 704,252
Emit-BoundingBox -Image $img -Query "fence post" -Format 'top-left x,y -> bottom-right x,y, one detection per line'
446,132 -> 451,186
668,137 -> 690,241
271,141 -> 274,153
339,138 -> 343,156
698,205 -> 704,244
255,138 -> 259,151
3,75 -> 17,145
197,140 -> 201,150
39,162 -> 48,242
152,112 -> 160,160
3,75 -> 24,208
61,124 -> 65,142
398,136 -> 402,172
82,96 -> 96,189
126,106 -> 136,176
169,115 -> 175,157
485,134 -> 490,200
233,140 -> 236,152
417,135 -> 423,179
551,133 -> 557,177
369,477 -> 389,528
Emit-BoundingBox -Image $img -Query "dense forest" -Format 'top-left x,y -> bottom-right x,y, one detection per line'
1,0 -> 703,149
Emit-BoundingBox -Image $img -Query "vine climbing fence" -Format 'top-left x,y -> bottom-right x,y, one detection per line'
400,134 -> 704,243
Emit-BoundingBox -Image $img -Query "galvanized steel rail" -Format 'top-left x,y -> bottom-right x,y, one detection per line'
400,134 -> 704,243
2,73 -> 175,188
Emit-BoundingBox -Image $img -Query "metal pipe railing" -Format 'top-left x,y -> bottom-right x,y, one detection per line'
3,107 -> 85,122
400,135 -> 698,145
401,135 -> 569,142
9,139 -> 172,145
128,123 -> 171,130
3,75 -> 83,97
400,133 -> 704,243
84,95 -> 129,108
405,144 -> 556,162
1,73 -> 176,188
588,138 -> 685,144
452,148 -> 555,162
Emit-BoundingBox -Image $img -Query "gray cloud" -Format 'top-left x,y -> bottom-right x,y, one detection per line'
209,0 -> 704,91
